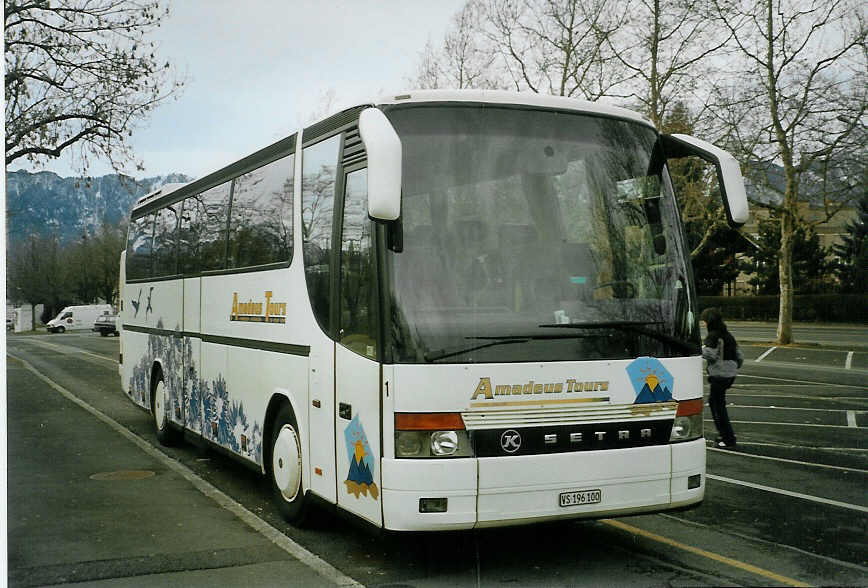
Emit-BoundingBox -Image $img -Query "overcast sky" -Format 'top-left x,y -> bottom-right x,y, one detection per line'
15,0 -> 466,180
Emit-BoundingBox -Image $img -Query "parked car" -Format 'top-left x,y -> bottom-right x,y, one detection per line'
92,313 -> 119,337
46,304 -> 113,333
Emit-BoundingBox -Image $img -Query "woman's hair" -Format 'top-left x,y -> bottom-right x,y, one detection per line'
700,307 -> 726,331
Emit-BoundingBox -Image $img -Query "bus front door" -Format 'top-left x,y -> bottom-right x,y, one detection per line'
333,166 -> 382,526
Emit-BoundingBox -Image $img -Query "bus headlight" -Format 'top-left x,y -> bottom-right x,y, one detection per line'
670,398 -> 703,442
431,430 -> 459,456
395,413 -> 474,458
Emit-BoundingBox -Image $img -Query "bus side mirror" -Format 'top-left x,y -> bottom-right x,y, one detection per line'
662,134 -> 749,227
359,108 -> 402,221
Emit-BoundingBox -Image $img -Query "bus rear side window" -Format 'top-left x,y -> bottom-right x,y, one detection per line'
126,214 -> 154,280
227,153 -> 295,268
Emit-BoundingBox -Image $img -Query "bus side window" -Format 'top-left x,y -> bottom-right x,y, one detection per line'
126,213 -> 155,280
152,205 -> 180,277
178,196 -> 202,275
198,182 -> 232,272
227,153 -> 295,268
301,135 -> 341,335
339,168 -> 377,358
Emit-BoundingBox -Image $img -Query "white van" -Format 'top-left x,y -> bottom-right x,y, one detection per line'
46,304 -> 113,333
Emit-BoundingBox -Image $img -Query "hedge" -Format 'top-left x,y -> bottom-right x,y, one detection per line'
698,294 -> 868,323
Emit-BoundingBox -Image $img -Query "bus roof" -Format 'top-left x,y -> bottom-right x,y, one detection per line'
374,89 -> 654,128
133,182 -> 189,209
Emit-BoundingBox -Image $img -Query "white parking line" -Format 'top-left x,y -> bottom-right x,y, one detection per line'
729,404 -> 858,413
705,418 -> 857,429
847,411 -> 857,427
730,441 -> 868,453
845,351 -> 854,370
755,346 -> 777,362
8,352 -> 363,588
737,373 -> 866,389
707,444 -> 868,473
707,474 -> 868,514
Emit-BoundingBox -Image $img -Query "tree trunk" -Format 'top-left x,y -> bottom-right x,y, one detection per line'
776,206 -> 795,344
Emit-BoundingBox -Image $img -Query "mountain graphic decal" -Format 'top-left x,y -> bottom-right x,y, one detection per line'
626,357 -> 674,403
343,414 -> 379,500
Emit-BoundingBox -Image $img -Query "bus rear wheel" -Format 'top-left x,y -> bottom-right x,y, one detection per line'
152,370 -> 180,446
269,404 -> 310,525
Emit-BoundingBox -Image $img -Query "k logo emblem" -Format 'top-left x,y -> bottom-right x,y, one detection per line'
500,429 -> 522,453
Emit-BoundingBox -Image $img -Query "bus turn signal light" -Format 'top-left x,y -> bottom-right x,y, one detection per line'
395,412 -> 465,431
675,398 -> 703,417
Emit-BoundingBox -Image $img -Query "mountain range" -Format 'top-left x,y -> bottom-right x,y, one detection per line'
5,170 -> 193,248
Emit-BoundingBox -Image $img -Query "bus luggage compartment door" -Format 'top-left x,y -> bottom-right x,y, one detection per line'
334,345 -> 382,526
475,445 -> 672,526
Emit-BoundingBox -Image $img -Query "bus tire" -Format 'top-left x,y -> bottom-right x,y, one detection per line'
269,404 -> 310,526
152,369 -> 180,446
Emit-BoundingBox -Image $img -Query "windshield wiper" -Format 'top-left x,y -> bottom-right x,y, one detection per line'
423,333 -> 593,362
424,337 -> 529,362
538,321 -> 698,354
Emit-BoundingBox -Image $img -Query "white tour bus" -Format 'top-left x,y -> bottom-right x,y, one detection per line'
119,90 -> 749,531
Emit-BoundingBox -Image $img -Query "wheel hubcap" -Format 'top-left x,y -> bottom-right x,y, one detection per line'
154,381 -> 167,430
272,424 -> 301,501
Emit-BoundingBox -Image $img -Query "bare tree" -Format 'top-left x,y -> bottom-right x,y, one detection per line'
607,0 -> 732,129
412,0 -> 504,90
484,0 -> 629,99
711,0 -> 867,343
5,0 -> 184,174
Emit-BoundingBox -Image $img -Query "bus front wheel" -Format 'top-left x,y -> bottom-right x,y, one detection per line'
152,370 -> 180,446
269,404 -> 310,525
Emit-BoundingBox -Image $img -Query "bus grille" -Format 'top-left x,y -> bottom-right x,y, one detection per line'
461,402 -> 677,430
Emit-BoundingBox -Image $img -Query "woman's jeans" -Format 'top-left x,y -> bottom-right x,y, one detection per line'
708,376 -> 736,445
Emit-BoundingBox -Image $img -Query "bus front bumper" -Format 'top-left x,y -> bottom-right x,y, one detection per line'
381,439 -> 705,531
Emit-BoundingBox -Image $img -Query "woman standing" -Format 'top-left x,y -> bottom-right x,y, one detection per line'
700,307 -> 743,449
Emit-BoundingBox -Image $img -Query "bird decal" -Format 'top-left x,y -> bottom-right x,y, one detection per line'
131,288 -> 142,317
145,287 -> 154,319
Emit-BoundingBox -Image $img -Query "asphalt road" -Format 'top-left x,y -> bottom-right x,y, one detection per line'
6,330 -> 867,587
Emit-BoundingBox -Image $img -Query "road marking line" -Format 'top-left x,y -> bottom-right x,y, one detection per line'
847,411 -> 857,427
8,353 -> 363,588
707,445 -> 868,473
17,337 -> 116,364
659,513 -> 868,576
845,352 -> 854,370
602,519 -> 811,587
755,346 -> 777,362
707,474 -> 868,514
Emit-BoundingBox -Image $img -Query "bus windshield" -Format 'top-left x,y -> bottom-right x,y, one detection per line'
384,105 -> 698,364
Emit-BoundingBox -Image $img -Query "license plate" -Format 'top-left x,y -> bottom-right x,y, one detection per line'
559,489 -> 602,507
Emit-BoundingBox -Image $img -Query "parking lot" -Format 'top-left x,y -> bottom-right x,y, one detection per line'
6,327 -> 867,586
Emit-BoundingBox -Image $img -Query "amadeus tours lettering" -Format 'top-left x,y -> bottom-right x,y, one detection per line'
230,291 -> 287,324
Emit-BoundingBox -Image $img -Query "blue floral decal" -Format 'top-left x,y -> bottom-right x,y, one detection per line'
129,319 -> 263,465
